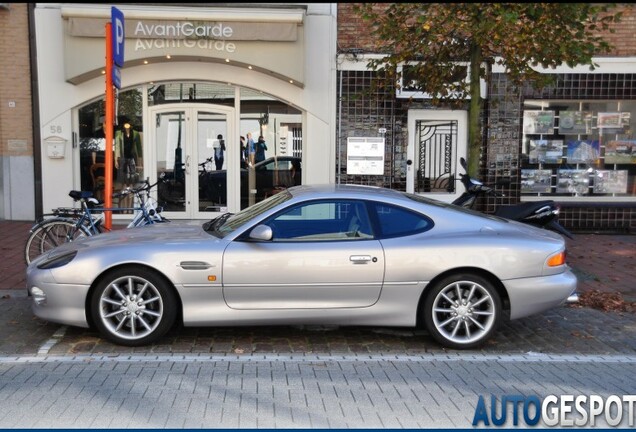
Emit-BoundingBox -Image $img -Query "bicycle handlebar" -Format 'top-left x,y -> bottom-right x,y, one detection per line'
112,177 -> 165,198
199,156 -> 214,167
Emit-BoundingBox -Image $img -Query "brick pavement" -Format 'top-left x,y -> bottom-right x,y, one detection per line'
0,352 -> 635,428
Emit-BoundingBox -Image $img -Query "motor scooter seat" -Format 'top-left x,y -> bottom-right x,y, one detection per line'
494,200 -> 554,220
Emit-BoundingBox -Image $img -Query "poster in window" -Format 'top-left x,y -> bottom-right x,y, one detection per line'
597,112 -> 631,133
557,170 -> 590,194
558,111 -> 592,135
605,140 -> 636,164
527,139 -> 563,164
566,139 -> 600,164
556,169 -> 590,194
523,111 -> 555,135
592,170 -> 628,194
521,169 -> 552,193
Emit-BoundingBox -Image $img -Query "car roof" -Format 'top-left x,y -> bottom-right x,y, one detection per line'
288,183 -> 406,201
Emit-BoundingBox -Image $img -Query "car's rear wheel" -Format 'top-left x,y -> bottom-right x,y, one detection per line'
423,273 -> 501,349
90,267 -> 177,346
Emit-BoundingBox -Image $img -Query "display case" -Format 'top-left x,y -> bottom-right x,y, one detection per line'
521,101 -> 636,200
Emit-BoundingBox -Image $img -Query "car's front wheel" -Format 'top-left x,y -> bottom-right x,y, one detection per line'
423,273 -> 502,349
90,267 -> 177,346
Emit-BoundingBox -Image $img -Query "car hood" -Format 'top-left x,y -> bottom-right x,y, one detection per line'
33,221 -> 215,263
87,221 -> 212,247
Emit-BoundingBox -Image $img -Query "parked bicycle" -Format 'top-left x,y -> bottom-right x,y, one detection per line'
25,178 -> 167,265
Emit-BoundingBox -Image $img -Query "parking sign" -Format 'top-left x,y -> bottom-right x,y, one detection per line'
111,7 -> 125,67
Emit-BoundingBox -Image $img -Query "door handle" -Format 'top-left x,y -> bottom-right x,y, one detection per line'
350,255 -> 373,264
185,155 -> 191,175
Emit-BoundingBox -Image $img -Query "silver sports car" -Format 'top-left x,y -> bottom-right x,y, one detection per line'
26,184 -> 577,349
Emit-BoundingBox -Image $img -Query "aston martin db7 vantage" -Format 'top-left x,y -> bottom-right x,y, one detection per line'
26,184 -> 577,349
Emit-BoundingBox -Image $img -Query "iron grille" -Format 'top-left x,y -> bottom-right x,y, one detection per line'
415,120 -> 457,193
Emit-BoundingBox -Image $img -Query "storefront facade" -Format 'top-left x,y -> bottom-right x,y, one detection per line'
3,3 -> 636,233
336,4 -> 636,233
32,3 -> 337,219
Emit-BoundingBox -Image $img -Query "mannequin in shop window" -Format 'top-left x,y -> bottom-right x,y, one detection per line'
240,136 -> 248,169
115,121 -> 143,210
214,134 -> 226,170
246,132 -> 256,166
255,135 -> 268,163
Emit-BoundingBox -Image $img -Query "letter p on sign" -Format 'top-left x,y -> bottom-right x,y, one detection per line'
111,7 -> 125,67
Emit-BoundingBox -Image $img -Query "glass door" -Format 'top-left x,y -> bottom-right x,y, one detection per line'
150,104 -> 235,219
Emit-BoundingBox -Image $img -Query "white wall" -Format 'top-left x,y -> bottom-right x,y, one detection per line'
1,156 -> 35,220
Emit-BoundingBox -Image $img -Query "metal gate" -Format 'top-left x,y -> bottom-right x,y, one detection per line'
291,127 -> 303,158
415,120 -> 457,193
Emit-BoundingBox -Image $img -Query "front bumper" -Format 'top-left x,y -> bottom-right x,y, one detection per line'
26,268 -> 90,328
504,269 -> 578,320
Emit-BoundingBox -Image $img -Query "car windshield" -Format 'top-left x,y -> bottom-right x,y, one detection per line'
205,190 -> 292,238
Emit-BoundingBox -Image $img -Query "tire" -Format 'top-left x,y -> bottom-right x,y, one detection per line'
423,273 -> 502,350
90,267 -> 177,346
25,218 -> 91,265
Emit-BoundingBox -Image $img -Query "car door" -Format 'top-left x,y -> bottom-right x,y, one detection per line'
222,199 -> 385,309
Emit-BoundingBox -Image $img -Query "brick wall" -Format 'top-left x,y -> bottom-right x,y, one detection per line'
0,3 -> 33,157
601,4 -> 636,56
338,4 -> 636,56
337,3 -> 380,52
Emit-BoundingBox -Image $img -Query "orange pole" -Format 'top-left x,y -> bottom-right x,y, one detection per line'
104,22 -> 114,230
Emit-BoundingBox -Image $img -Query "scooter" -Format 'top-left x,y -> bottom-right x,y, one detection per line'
453,157 -> 574,239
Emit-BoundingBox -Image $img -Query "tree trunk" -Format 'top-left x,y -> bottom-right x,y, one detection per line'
468,44 -> 483,177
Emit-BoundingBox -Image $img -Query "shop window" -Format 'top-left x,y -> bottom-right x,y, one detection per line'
521,101 -> 636,200
239,87 -> 303,209
78,88 -> 144,205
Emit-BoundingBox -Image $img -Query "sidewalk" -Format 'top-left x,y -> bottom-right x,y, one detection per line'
1,220 -> 635,302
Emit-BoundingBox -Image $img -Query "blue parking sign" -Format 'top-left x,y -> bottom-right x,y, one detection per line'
111,7 -> 125,67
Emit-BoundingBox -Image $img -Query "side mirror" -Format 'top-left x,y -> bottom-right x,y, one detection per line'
460,157 -> 468,170
249,224 -> 273,241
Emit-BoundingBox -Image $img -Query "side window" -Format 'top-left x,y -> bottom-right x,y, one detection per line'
266,200 -> 373,241
372,202 -> 433,238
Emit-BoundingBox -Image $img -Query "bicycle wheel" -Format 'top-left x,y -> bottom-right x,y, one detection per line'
25,218 -> 91,265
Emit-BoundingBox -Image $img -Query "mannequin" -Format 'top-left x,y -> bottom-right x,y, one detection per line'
115,122 -> 143,210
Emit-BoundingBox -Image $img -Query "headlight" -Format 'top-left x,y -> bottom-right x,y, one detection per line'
37,251 -> 78,270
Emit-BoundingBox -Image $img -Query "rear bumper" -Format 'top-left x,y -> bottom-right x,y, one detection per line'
504,269 -> 578,320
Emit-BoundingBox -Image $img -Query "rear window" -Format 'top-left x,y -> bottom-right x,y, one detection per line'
402,192 -> 509,223
370,202 -> 433,238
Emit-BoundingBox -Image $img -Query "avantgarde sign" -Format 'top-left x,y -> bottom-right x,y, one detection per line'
133,21 -> 237,53
63,15 -> 304,85
134,21 -> 234,38
67,17 -> 298,42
